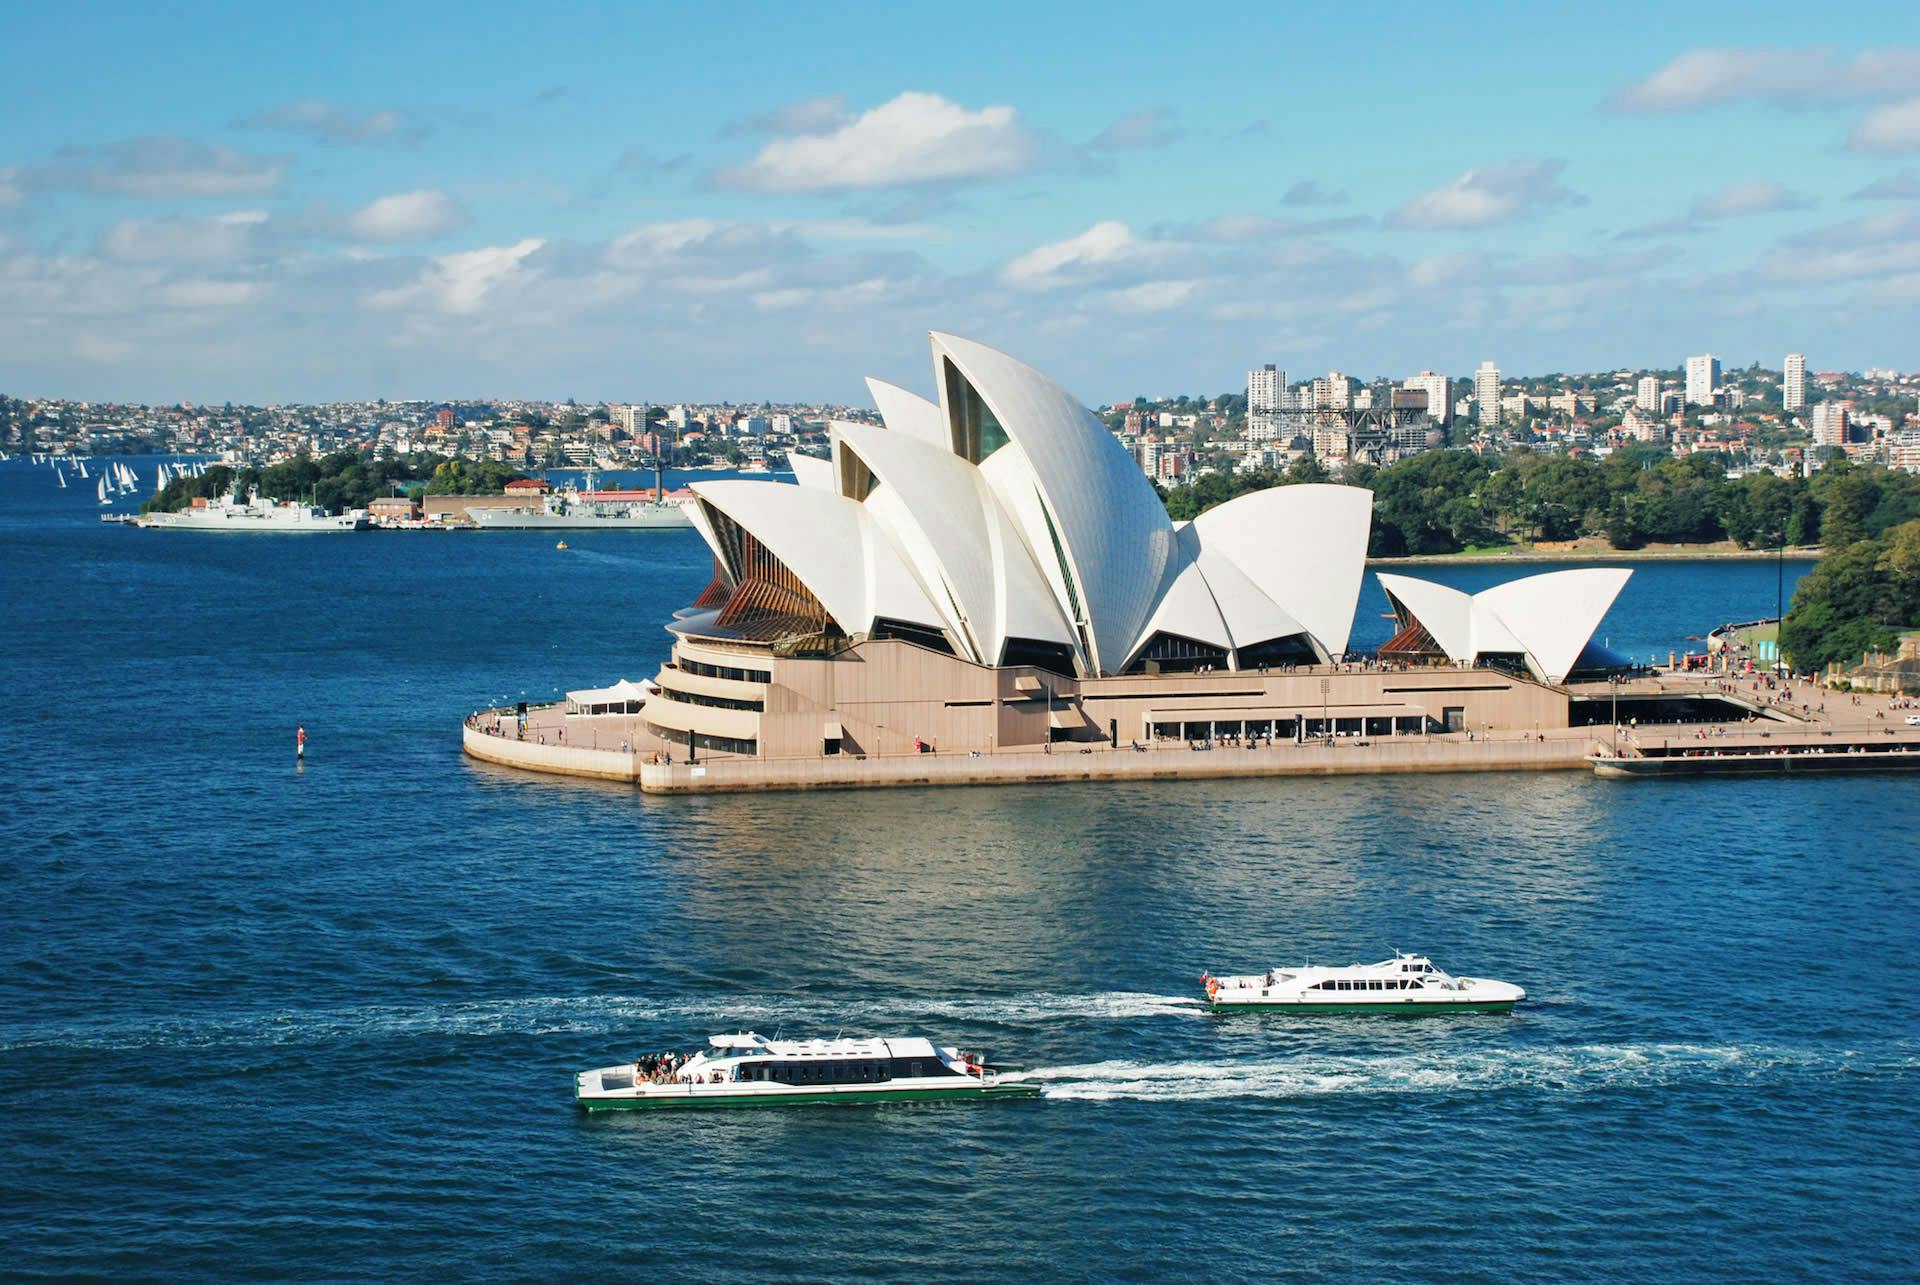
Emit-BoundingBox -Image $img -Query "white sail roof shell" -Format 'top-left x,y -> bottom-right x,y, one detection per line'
1374,573 -> 1474,662
930,331 -> 1176,674
683,484 -> 728,567
1189,483 -> 1373,657
786,452 -> 835,491
1181,526 -> 1316,660
1375,568 -> 1631,684
865,377 -> 950,448
1121,525 -> 1318,669
831,420 -> 1075,664
1475,568 -> 1632,684
689,479 -> 946,640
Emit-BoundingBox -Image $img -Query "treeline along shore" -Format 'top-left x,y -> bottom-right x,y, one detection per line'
1164,445 -> 1920,559
141,451 -> 528,514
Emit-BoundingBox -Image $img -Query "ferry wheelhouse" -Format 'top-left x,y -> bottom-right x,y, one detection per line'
574,1032 -> 1040,1111
1202,953 -> 1525,1013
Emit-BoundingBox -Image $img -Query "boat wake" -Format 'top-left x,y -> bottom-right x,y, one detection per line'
0,990 -> 1206,1052
1012,1041 -> 1920,1101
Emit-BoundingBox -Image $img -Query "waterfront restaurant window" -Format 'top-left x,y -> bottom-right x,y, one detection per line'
679,657 -> 772,684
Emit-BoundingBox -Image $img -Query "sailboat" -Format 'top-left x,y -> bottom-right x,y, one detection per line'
97,477 -> 110,505
55,467 -> 67,488
76,459 -> 89,479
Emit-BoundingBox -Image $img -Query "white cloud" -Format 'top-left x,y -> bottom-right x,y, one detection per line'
347,190 -> 468,241
1851,97 -> 1920,152
1282,179 -> 1347,207
712,92 -> 1041,192
1001,221 -> 1142,289
1853,168 -> 1920,199
1409,252 -> 1485,288
752,277 -> 890,312
1690,180 -> 1813,219
242,99 -> 418,145
1106,279 -> 1197,313
159,279 -> 259,308
0,167 -> 20,207
1089,109 -> 1178,150
723,94 -> 849,137
20,136 -> 284,197
101,210 -> 271,261
1160,213 -> 1368,242
1764,208 -> 1920,281
1610,47 -> 1920,111
1389,160 -> 1581,228
367,237 -> 545,313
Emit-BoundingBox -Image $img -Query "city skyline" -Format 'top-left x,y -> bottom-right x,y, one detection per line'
2,4 -> 1918,404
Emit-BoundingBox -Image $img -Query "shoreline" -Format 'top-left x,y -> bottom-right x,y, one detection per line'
1369,545 -> 1823,566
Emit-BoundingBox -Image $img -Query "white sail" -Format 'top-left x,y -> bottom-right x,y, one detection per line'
56,467 -> 67,488
77,460 -> 89,478
97,477 -> 109,504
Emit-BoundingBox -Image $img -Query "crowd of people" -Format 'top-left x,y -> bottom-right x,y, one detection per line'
635,1052 -> 691,1084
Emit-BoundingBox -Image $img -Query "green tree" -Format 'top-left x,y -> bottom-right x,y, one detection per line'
1780,520 -> 1920,670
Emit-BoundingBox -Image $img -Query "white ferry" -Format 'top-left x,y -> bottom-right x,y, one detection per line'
575,1032 -> 1040,1111
134,488 -> 367,532
1201,952 -> 1526,1013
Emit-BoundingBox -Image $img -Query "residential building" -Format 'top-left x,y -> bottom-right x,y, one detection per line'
1621,407 -> 1662,442
1403,371 -> 1451,426
1784,353 -> 1806,411
1475,360 -> 1500,427
1637,376 -> 1660,411
1311,371 -> 1355,411
1247,364 -> 1285,413
1889,430 -> 1920,473
1812,401 -> 1851,447
1685,354 -> 1720,407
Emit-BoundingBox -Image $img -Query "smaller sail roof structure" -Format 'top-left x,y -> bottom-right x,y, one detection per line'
689,480 -> 946,642
1375,568 -> 1632,684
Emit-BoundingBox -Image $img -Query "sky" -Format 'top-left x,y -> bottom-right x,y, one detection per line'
2,1 -> 1918,406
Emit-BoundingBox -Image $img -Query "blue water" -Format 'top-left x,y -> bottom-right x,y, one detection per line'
2,459 -> 1912,1280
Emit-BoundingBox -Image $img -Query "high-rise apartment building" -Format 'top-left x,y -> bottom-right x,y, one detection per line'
1403,371 -> 1451,425
1637,376 -> 1660,411
1784,353 -> 1807,412
1309,371 -> 1354,411
1685,354 -> 1720,407
1475,360 -> 1500,427
1247,364 -> 1285,413
1812,401 -> 1851,447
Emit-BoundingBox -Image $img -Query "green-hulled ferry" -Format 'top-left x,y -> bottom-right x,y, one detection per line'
575,1032 -> 1041,1111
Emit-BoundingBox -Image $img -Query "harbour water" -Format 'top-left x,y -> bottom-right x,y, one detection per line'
3,459 -> 1913,1279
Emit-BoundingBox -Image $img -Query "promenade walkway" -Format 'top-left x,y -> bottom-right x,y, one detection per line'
460,674 -> 1920,794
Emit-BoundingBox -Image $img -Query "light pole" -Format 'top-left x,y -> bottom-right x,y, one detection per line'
1320,677 -> 1330,744
1611,675 -> 1621,756
1776,525 -> 1786,628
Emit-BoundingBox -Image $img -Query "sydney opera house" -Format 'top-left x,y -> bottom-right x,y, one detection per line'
624,331 -> 1634,767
